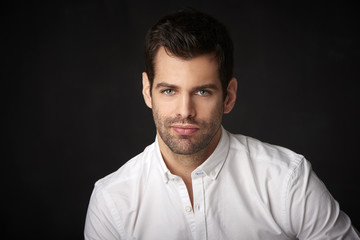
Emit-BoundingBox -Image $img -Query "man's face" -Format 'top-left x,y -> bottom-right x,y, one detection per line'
143,47 -> 235,155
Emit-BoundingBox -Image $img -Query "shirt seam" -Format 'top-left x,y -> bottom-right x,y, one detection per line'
98,185 -> 128,239
282,155 -> 304,239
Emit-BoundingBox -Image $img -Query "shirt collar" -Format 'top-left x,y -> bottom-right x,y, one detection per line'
154,137 -> 172,183
154,126 -> 230,183
194,126 -> 229,180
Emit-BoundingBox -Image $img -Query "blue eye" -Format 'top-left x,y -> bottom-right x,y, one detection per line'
162,89 -> 175,95
196,90 -> 209,96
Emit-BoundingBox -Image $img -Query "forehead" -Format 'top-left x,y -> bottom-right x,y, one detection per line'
153,47 -> 220,85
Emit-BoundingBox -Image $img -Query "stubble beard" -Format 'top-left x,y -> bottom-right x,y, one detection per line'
152,107 -> 223,155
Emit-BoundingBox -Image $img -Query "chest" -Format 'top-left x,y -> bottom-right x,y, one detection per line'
126,175 -> 291,240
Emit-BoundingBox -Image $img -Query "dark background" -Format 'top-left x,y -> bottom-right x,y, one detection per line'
4,0 -> 359,239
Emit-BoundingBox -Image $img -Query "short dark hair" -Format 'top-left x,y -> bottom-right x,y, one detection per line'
144,8 -> 234,98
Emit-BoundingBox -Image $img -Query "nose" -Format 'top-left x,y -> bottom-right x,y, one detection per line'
176,94 -> 195,119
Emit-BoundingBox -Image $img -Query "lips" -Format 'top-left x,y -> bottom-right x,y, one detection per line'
172,125 -> 199,135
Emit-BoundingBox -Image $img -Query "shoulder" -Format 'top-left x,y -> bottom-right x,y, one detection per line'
225,132 -> 317,236
228,132 -> 305,171
84,142 -> 158,239
226,131 -> 312,204
93,142 -> 157,197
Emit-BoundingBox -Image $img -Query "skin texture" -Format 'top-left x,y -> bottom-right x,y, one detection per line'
142,47 -> 237,205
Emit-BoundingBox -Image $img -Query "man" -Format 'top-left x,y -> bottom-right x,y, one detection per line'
84,8 -> 359,239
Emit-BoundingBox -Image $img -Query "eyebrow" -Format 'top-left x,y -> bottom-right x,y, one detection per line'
193,84 -> 219,91
155,82 -> 178,89
155,82 -> 219,91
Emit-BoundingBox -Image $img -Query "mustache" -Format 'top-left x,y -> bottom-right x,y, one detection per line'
164,116 -> 199,126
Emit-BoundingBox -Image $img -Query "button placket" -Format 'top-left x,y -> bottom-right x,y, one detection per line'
185,205 -> 192,213
192,175 -> 207,240
195,204 -> 201,211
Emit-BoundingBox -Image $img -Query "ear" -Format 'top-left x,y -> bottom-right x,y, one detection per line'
223,77 -> 237,114
142,72 -> 152,109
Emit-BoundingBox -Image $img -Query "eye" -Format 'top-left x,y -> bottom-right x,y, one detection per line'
162,89 -> 175,95
196,90 -> 210,96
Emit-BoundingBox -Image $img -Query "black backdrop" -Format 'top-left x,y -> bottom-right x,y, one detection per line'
4,0 -> 360,239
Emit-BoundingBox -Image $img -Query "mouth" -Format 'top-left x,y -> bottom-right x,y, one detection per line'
171,125 -> 199,135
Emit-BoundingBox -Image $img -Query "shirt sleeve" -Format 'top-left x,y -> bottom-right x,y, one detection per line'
284,158 -> 359,239
84,185 -> 125,240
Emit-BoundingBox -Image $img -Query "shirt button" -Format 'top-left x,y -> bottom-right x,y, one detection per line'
185,206 -> 192,212
195,204 -> 200,211
211,171 -> 216,177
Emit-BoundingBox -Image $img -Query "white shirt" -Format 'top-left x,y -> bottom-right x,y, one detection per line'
84,127 -> 359,240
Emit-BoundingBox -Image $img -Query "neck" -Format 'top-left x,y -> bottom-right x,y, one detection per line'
158,128 -> 222,179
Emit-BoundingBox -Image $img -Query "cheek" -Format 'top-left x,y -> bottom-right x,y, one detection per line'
154,102 -> 173,116
196,98 -> 224,116
151,100 -> 173,120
